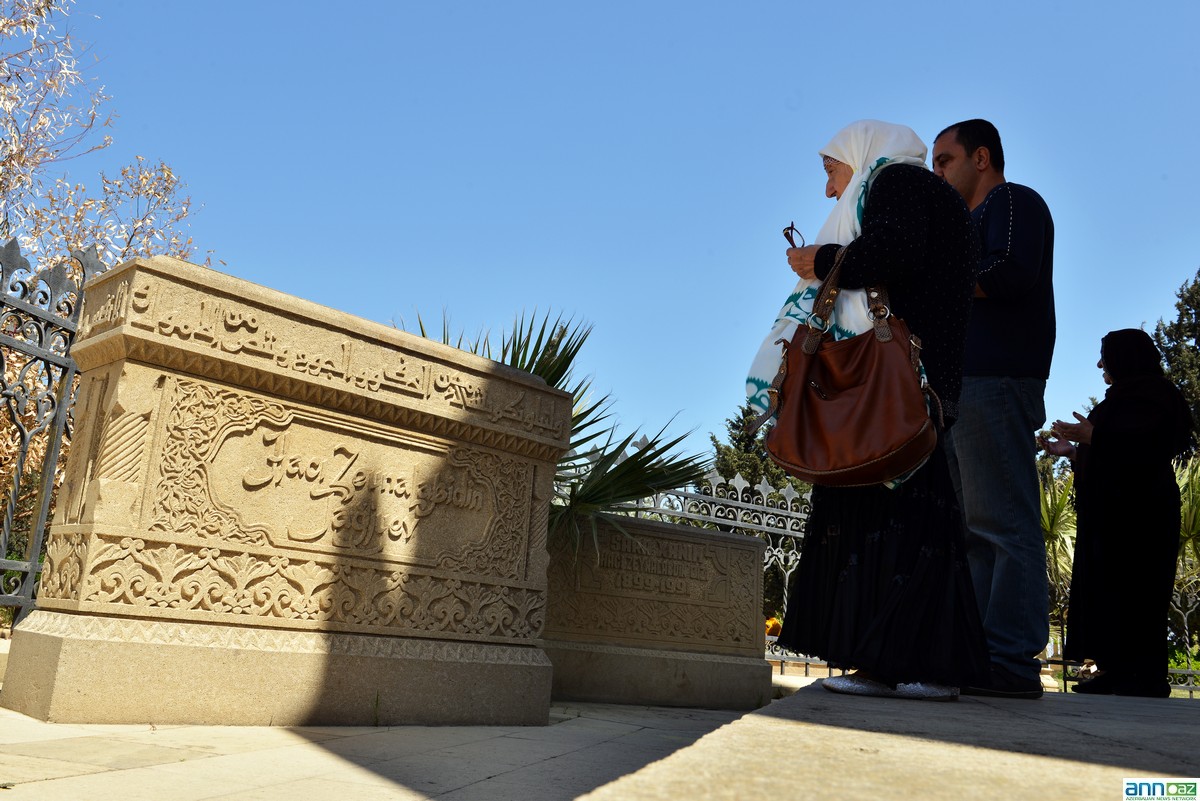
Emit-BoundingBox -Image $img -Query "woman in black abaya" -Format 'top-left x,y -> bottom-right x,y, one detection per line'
1042,329 -> 1194,697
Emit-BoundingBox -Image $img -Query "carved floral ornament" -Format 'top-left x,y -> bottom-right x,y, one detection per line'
549,591 -> 757,649
40,532 -> 546,641
147,379 -> 293,547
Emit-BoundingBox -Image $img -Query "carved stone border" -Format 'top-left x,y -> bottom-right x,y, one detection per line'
39,531 -> 547,642
17,610 -> 548,664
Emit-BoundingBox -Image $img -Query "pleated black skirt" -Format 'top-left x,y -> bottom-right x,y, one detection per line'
777,442 -> 990,687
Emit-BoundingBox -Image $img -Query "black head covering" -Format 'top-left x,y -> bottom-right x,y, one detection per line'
1100,329 -> 1165,383
1092,328 -> 1195,457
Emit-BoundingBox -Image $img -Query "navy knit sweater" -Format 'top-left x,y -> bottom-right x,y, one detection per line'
964,182 -> 1055,379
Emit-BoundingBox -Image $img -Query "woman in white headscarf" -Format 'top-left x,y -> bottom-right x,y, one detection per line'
764,120 -> 990,700
747,122 -> 927,409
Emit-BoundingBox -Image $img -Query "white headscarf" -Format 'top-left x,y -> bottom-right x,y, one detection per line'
746,120 -> 929,418
815,120 -> 928,245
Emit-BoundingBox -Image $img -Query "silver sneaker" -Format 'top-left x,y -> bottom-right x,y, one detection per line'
823,674 -> 959,701
894,682 -> 960,701
822,674 -> 899,697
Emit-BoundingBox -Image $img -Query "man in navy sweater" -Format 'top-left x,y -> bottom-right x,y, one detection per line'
932,119 -> 1055,699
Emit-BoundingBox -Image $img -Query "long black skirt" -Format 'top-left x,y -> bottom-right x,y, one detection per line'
777,442 -> 990,687
1064,475 -> 1180,681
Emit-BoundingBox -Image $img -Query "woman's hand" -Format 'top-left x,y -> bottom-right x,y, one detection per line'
1051,412 -> 1094,445
787,245 -> 822,280
1037,432 -> 1077,461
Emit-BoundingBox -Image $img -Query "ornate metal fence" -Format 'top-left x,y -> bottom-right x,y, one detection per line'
0,240 -> 100,626
1168,566 -> 1200,698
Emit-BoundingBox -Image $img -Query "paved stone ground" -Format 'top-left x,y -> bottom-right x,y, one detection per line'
1,673 -> 1198,801
584,677 -> 1200,801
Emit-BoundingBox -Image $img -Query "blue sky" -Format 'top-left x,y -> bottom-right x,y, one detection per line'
59,0 -> 1200,462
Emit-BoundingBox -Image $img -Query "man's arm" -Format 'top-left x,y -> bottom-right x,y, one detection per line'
975,184 -> 1050,299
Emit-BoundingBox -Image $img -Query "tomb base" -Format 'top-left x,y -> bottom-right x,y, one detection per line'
544,639 -> 770,710
2,610 -> 551,726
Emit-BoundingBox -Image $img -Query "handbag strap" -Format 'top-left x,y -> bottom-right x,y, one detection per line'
804,246 -> 893,354
746,337 -> 790,435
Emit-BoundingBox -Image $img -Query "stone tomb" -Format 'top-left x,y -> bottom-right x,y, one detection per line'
544,517 -> 771,710
0,257 -> 571,725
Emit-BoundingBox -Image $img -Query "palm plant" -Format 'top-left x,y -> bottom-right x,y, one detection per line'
1171,455 -> 1200,658
1178,454 -> 1200,562
412,311 -> 709,554
1040,471 -> 1077,625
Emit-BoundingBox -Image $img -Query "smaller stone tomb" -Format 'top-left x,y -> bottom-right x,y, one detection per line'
544,517 -> 771,709
1,256 -> 571,725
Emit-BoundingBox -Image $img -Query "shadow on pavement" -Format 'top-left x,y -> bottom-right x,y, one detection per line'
280,702 -> 744,800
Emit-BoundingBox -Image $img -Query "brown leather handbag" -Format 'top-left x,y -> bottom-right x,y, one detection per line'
749,248 -> 940,487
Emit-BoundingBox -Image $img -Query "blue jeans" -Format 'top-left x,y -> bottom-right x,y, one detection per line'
945,376 -> 1049,682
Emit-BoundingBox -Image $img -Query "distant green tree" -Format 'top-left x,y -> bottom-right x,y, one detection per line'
709,402 -> 807,493
1154,268 -> 1200,450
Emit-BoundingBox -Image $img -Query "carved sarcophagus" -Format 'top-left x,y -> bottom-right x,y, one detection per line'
2,257 -> 571,725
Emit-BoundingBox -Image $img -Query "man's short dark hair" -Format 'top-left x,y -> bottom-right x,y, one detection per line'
937,119 -> 1005,172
